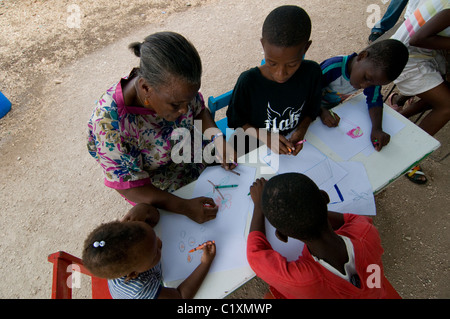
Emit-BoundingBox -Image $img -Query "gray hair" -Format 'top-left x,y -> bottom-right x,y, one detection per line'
129,31 -> 202,88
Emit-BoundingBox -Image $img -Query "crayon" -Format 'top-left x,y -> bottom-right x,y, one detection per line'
189,240 -> 215,253
215,184 -> 238,189
296,139 -> 306,146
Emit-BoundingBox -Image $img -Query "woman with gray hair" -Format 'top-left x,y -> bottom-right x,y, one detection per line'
87,32 -> 235,224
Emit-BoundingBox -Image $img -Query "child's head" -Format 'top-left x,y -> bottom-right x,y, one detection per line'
261,173 -> 329,241
82,220 -> 162,279
129,31 -> 202,122
260,6 -> 312,83
350,39 -> 409,90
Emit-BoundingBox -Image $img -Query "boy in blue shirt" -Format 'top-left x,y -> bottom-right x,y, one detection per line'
319,39 -> 408,151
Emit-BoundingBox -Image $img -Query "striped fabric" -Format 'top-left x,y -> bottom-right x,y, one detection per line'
393,0 -> 450,44
108,262 -> 163,299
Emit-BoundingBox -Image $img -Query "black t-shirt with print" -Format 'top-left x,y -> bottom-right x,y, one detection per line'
226,60 -> 322,136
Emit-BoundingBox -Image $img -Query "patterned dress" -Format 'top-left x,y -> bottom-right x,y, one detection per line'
87,70 -> 208,197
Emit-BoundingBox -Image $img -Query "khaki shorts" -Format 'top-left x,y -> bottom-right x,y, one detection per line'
394,51 -> 446,96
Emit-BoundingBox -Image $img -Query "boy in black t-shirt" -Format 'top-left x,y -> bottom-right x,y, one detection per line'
226,5 -> 322,156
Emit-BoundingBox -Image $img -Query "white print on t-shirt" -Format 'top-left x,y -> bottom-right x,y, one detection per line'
265,102 -> 304,133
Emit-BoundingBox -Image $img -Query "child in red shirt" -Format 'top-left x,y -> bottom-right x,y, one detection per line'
247,174 -> 401,299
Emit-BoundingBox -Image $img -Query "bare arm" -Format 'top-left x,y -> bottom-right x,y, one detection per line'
117,185 -> 217,224
249,178 -> 267,234
369,106 -> 390,151
409,9 -> 450,50
157,242 -> 216,299
196,107 -> 237,170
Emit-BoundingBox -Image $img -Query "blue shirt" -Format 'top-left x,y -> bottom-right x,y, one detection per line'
320,53 -> 383,109
108,262 -> 163,299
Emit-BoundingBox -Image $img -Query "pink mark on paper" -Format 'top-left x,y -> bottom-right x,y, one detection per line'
213,194 -> 232,210
346,126 -> 363,139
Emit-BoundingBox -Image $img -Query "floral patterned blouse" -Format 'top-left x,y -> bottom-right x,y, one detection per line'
87,70 -> 207,194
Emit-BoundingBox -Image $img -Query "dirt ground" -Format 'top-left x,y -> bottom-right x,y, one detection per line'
0,0 -> 448,299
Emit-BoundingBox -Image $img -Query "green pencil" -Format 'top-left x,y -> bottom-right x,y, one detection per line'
215,184 -> 238,189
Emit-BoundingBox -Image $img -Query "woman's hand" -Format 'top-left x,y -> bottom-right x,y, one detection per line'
185,197 -> 219,224
213,135 -> 238,171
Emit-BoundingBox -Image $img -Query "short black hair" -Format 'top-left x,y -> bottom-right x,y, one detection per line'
262,5 -> 311,47
261,173 -> 328,241
364,39 -> 409,81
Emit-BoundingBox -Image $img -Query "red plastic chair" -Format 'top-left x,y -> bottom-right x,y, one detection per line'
48,251 -> 112,299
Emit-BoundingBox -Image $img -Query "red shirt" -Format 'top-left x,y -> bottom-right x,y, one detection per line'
247,214 -> 401,299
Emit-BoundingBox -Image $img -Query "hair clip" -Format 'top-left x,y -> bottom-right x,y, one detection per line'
93,241 -> 105,248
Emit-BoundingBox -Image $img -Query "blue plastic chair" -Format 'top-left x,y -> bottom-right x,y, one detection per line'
0,91 -> 11,119
207,90 -> 234,141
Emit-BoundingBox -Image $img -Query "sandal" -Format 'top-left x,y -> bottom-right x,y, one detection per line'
368,32 -> 383,44
387,93 -> 403,112
405,165 -> 428,184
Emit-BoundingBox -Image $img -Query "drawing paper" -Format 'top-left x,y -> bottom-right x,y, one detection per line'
308,98 -> 405,160
158,165 -> 256,282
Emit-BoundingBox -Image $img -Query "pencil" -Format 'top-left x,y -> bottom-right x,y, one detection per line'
329,110 -> 337,120
215,184 -> 238,189
188,240 -> 215,253
228,169 -> 240,176
296,139 -> 306,146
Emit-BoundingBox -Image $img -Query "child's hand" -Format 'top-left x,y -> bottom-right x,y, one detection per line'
262,131 -> 292,155
279,135 -> 296,155
320,108 -> 340,127
250,178 -> 267,205
289,130 -> 307,156
186,197 -> 218,224
121,203 -> 160,227
371,129 -> 390,151
200,241 -> 216,264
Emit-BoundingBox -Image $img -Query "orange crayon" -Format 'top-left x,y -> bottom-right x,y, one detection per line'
188,240 -> 215,253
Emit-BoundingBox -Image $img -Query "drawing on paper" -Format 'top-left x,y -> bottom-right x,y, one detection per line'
206,176 -> 234,210
213,193 -> 232,210
340,117 -> 364,139
349,189 -> 370,201
346,126 -> 363,139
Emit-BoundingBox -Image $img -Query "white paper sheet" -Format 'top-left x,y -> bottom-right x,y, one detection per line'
326,161 -> 376,215
259,142 -> 348,189
158,165 -> 256,283
308,101 -> 405,160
